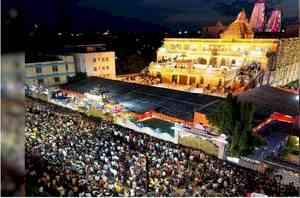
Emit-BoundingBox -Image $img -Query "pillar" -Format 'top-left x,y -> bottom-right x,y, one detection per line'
214,134 -> 228,159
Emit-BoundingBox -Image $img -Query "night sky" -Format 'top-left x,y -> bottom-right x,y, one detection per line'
79,0 -> 297,24
4,0 -> 300,33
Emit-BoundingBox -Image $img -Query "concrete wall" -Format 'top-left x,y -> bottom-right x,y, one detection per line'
269,37 -> 300,86
74,52 -> 116,78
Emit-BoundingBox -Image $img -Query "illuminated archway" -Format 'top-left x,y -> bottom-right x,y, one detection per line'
209,57 -> 218,66
197,58 -> 207,65
231,59 -> 236,65
157,72 -> 162,79
172,75 -> 178,83
221,58 -> 226,66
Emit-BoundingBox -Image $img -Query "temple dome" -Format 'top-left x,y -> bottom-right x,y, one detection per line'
220,10 -> 254,39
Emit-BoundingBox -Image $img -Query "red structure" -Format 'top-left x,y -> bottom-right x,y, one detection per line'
250,0 -> 266,32
136,111 -> 153,121
266,9 -> 282,33
253,112 -> 294,133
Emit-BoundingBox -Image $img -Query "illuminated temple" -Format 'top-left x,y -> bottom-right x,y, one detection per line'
148,10 -> 299,89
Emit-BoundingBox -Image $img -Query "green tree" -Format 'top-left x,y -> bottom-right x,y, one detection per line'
230,122 -> 241,156
287,136 -> 299,152
124,54 -> 146,73
113,33 -> 164,75
208,94 -> 256,156
239,128 -> 251,156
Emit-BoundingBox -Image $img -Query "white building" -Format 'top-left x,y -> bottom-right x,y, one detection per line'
26,55 -> 76,86
74,51 -> 116,78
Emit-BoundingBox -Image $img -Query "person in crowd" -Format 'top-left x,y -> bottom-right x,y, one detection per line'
25,98 -> 299,197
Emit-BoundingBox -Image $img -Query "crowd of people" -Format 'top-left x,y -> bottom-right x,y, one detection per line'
25,98 -> 299,197
121,74 -> 161,85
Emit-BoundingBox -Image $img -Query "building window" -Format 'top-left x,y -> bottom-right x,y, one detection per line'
52,65 -> 58,72
102,66 -> 105,70
36,67 -> 42,74
157,72 -> 162,78
98,66 -> 101,70
221,59 -> 226,66
106,57 -> 109,61
102,58 -> 105,62
93,58 -> 97,63
94,67 -> 97,71
65,63 -> 69,71
37,79 -> 44,84
190,45 -> 197,51
54,77 -> 60,83
172,75 -> 177,83
197,58 -> 207,65
176,44 -> 181,49
209,57 -> 218,67
106,66 -> 109,70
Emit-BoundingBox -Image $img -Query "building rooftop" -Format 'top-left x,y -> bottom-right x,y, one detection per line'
238,86 -> 299,119
25,55 -> 63,64
47,44 -> 109,56
62,77 -> 223,121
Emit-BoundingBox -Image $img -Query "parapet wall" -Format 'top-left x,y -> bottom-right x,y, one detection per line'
269,37 -> 300,86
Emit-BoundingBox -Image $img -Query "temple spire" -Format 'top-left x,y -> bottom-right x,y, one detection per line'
221,10 -> 254,39
236,9 -> 248,22
249,0 -> 266,32
266,9 -> 282,32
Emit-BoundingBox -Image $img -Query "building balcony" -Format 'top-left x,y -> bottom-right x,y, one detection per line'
149,65 -> 237,78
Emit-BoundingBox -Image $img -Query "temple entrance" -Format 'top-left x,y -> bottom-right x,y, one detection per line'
189,76 -> 196,85
197,58 -> 207,65
221,58 -> 226,66
179,75 -> 188,85
172,75 -> 178,83
209,57 -> 218,67
157,72 -> 162,79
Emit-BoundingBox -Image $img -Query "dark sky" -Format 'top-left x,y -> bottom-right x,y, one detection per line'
78,0 -> 297,24
6,0 -> 300,32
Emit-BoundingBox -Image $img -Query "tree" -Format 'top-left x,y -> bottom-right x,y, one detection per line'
66,72 -> 87,85
123,54 -> 146,73
113,33 -> 164,74
208,94 -> 256,156
238,128 -> 251,156
230,122 -> 241,156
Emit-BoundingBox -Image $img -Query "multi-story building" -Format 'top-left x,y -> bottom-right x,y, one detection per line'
74,51 -> 116,78
149,11 -> 278,87
26,56 -> 76,86
149,10 -> 299,88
